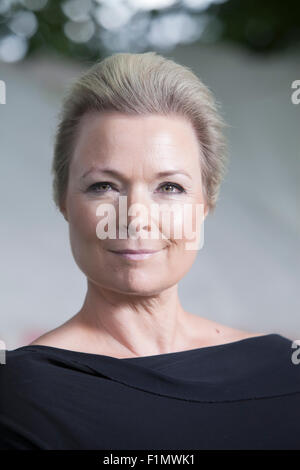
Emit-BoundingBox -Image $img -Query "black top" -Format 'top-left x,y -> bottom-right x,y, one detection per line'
1,333 -> 300,450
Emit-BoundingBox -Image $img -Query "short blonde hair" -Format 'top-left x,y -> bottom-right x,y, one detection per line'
52,51 -> 229,214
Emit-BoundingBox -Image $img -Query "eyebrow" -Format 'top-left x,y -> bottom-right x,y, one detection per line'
80,166 -> 192,181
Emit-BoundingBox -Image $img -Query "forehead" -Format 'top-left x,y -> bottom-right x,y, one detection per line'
71,111 -> 201,172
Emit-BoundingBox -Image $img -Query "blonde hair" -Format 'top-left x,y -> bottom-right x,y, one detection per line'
52,51 -> 229,214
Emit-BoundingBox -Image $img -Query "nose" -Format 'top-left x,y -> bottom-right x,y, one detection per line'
119,185 -> 155,238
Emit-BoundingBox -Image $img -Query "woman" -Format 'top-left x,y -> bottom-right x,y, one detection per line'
1,52 -> 300,450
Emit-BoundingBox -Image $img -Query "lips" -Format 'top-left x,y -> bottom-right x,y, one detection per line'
107,248 -> 164,261
110,249 -> 160,254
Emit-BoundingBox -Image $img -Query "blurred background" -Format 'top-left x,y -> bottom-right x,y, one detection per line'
0,0 -> 299,350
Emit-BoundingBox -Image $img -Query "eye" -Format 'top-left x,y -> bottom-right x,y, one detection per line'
87,181 -> 186,194
158,182 -> 185,194
87,182 -> 115,193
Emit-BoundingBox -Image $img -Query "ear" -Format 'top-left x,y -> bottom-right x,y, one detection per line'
203,204 -> 209,220
60,203 -> 69,222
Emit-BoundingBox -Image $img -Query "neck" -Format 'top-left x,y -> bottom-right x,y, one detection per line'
72,279 -> 195,358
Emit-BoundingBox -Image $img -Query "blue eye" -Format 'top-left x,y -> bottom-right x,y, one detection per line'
87,181 -> 186,194
159,182 -> 185,194
88,182 -> 114,193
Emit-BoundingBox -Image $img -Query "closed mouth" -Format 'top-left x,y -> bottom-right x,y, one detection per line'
109,249 -> 161,254
107,248 -> 164,261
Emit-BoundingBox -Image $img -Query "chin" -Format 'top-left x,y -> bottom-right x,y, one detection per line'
105,284 -> 164,297
107,274 -> 167,296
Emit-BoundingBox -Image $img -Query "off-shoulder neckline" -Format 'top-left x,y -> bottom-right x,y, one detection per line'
14,333 -> 282,361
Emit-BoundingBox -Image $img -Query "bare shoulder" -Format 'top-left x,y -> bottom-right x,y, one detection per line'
187,313 -> 266,346
229,328 -> 266,342
28,318 -> 79,349
222,322 -> 266,340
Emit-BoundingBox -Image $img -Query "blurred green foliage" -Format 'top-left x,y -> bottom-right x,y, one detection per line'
0,0 -> 299,64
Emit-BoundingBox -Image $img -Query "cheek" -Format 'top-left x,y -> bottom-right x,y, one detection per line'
159,205 -> 184,242
68,200 -> 101,264
160,202 -> 203,247
169,243 -> 199,272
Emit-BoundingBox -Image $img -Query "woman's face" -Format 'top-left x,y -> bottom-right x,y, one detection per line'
62,111 -> 208,296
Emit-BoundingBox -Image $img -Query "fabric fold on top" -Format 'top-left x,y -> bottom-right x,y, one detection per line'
15,333 -> 300,403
